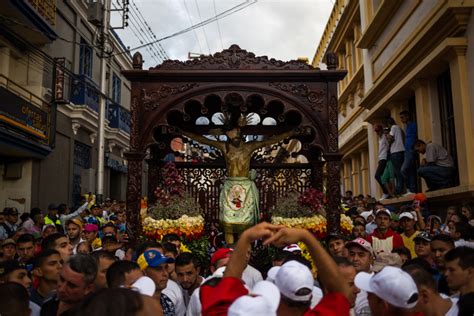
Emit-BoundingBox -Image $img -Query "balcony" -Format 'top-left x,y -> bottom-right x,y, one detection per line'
107,101 -> 130,134
70,75 -> 100,112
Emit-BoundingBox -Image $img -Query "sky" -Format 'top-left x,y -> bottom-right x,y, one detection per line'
110,0 -> 334,69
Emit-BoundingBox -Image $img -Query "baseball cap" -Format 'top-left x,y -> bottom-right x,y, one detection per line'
210,248 -> 233,265
372,253 -> 403,273
345,238 -> 374,256
137,250 -> 174,270
282,244 -> 302,253
413,193 -> 427,202
375,208 -> 391,217
66,218 -> 83,229
0,260 -> 26,277
3,207 -> 18,216
84,223 -> 99,233
414,231 -> 431,243
399,212 -> 415,220
355,266 -> 418,309
360,211 -> 373,221
1,239 -> 16,247
266,266 -> 280,283
129,276 -> 156,297
90,204 -> 101,210
275,260 -> 313,302
228,281 -> 280,316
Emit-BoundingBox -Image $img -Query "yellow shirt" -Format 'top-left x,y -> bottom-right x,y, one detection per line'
401,231 -> 420,259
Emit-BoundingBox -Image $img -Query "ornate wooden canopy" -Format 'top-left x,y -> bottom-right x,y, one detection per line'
122,45 -> 346,241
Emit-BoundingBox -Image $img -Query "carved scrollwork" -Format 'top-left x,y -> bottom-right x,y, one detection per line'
142,83 -> 200,111
151,45 -> 314,71
269,82 -> 326,111
125,156 -> 144,242
328,96 -> 339,152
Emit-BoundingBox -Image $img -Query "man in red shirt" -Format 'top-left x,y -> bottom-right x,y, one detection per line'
366,208 -> 404,255
200,222 -> 351,315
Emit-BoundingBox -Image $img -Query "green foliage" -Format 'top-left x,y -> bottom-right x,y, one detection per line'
272,192 -> 314,218
185,236 -> 210,268
148,193 -> 201,220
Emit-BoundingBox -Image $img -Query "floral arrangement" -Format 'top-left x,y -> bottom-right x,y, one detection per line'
271,187 -> 353,239
143,162 -> 205,242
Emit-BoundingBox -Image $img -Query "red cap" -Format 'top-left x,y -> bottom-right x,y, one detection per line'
413,193 -> 427,202
210,248 -> 233,265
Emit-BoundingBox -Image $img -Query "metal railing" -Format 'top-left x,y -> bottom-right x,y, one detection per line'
0,74 -> 50,112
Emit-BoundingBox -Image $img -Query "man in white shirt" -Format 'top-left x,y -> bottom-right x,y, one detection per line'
374,125 -> 391,200
403,264 -> 458,316
385,117 -> 405,196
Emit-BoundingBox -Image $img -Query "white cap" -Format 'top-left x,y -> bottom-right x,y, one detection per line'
399,212 -> 415,220
228,281 -> 280,316
275,261 -> 313,302
130,276 -> 155,297
283,244 -> 302,253
345,238 -> 375,256
266,266 -> 281,283
375,208 -> 391,217
360,211 -> 374,221
212,266 -> 226,278
355,266 -> 418,309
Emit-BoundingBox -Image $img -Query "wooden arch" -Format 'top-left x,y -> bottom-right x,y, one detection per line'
122,45 -> 346,240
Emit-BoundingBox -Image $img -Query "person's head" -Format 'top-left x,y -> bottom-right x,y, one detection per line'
392,247 -> 412,265
399,212 -> 416,233
137,250 -> 174,292
413,140 -> 427,154
355,266 -> 418,315
461,204 -> 473,220
115,210 -> 126,224
414,232 -> 432,259
210,248 -> 233,272
3,207 -> 19,225
101,223 -> 117,237
326,235 -> 346,257
225,128 -> 242,147
374,124 -> 384,136
1,238 -> 16,260
375,209 -> 391,232
42,233 -> 73,261
0,260 -> 32,289
42,224 -> 57,238
430,234 -> 455,269
352,223 -> 366,239
272,249 -> 290,267
274,260 -> 313,313
71,287 -> 162,316
66,218 -> 83,241
162,233 -> 181,251
346,238 -> 374,272
104,198 -> 113,208
33,249 -> 62,283
327,257 -> 359,307
445,206 -> 457,222
175,252 -> 201,291
135,241 -> 163,258
57,254 -> 98,305
402,264 -> 439,314
450,222 -> 471,241
91,251 -> 117,289
77,241 -> 92,255
33,213 -> 45,226
0,282 -> 31,316
90,205 -> 102,217
16,233 -> 35,262
444,246 -> 474,293
106,260 -> 143,288
47,204 -> 59,217
83,224 -> 99,243
162,242 -> 178,259
399,110 -> 411,124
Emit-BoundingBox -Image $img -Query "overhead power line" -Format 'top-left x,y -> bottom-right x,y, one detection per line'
213,0 -> 224,50
183,0 -> 203,55
194,0 -> 212,55
113,0 -> 257,57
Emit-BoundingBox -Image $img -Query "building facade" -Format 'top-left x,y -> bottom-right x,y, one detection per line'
0,0 -> 131,212
313,0 -> 474,210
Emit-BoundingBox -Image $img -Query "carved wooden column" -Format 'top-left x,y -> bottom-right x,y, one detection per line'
310,160 -> 324,192
324,153 -> 343,235
125,152 -> 145,241
146,157 -> 161,204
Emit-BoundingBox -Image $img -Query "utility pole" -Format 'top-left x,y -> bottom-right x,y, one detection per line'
96,0 -> 111,204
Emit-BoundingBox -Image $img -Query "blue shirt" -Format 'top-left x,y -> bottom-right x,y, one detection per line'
405,121 -> 417,151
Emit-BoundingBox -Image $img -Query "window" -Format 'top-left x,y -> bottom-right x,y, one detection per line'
112,73 -> 121,103
79,38 -> 92,77
437,70 -> 459,185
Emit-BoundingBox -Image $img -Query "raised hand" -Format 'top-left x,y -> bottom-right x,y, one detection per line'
241,222 -> 284,243
262,227 -> 309,247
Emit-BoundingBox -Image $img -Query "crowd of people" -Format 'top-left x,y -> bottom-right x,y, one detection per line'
0,192 -> 473,316
374,111 -> 456,199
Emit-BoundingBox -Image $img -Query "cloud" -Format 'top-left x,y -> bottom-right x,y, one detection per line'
111,0 -> 333,68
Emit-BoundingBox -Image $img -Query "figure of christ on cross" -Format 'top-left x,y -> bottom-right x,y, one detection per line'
179,125 -> 308,244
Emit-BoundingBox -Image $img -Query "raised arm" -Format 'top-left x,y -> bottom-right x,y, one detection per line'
248,128 -> 303,152
179,129 -> 224,151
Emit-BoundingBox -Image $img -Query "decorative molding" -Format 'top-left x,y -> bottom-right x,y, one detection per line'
269,82 -> 326,111
108,141 -> 116,153
89,132 -> 97,144
72,122 -> 80,135
151,45 -> 314,71
142,83 -> 200,111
